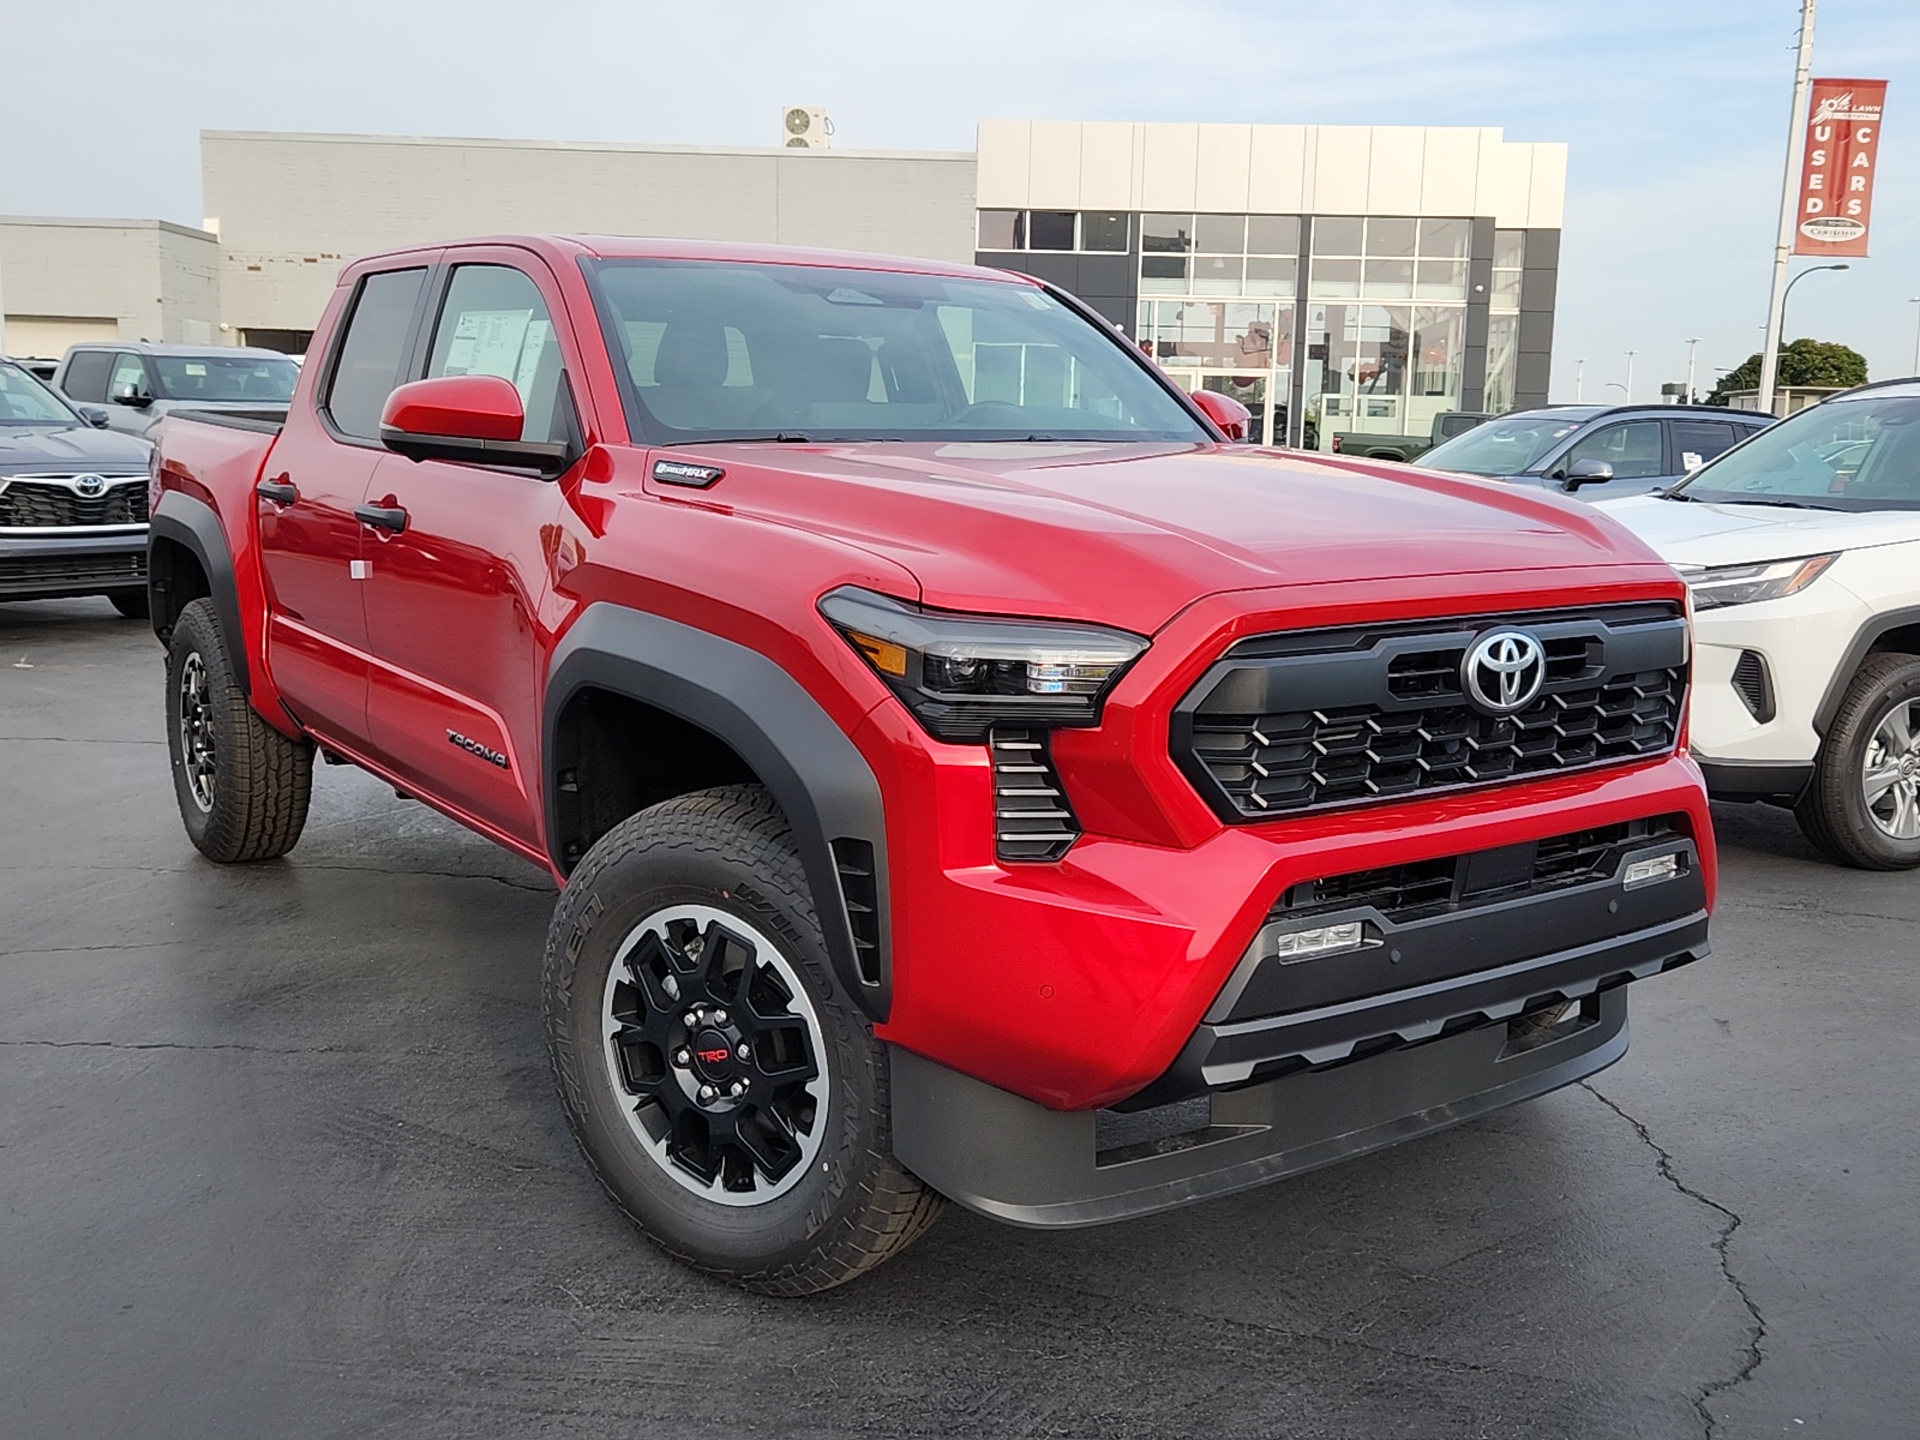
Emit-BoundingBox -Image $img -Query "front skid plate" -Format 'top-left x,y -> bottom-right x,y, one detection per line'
890,987 -> 1629,1229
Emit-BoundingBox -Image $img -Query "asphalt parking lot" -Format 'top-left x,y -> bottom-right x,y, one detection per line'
2,597 -> 1917,1440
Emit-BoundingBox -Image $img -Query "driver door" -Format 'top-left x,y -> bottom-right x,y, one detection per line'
1548,419 -> 1671,499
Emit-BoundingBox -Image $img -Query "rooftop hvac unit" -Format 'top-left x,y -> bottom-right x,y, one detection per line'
783,106 -> 832,150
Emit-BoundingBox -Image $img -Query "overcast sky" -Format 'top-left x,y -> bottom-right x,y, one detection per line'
5,0 -> 1918,400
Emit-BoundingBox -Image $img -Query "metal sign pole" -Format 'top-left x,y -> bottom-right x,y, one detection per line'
1759,0 -> 1819,417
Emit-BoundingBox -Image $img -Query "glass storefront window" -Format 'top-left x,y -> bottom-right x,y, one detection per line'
1410,306 -> 1464,399
1418,218 -> 1471,259
1363,258 -> 1414,299
1141,214 -> 1193,252
1247,215 -> 1301,256
1141,256 -> 1188,294
978,210 -> 1022,250
1365,217 -> 1417,257
1490,270 -> 1523,309
1486,315 -> 1520,414
1194,214 -> 1247,254
1192,256 -> 1244,295
1308,258 -> 1361,299
1493,230 -> 1527,270
1149,301 -> 1286,369
1027,211 -> 1076,251
1244,257 -> 1297,296
1415,260 -> 1468,301
1312,216 -> 1364,255
1081,212 -> 1128,252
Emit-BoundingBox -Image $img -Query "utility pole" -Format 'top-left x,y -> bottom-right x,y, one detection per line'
1759,0 -> 1819,417
1910,298 -> 1920,376
1624,351 -> 1636,404
1686,339 -> 1702,403
1575,359 -> 1585,402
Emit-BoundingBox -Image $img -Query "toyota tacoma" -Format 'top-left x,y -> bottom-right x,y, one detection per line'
146,236 -> 1714,1293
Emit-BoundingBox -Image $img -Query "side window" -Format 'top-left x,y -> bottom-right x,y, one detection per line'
324,268 -> 428,440
1670,419 -> 1738,472
109,353 -> 151,401
1563,420 -> 1665,479
425,265 -> 574,444
61,351 -> 112,403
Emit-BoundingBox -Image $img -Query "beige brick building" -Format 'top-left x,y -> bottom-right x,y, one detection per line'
0,217 -> 221,359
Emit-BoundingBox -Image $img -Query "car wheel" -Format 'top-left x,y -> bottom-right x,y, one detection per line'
544,785 -> 942,1295
164,597 -> 313,862
109,589 -> 149,620
1796,652 -> 1920,870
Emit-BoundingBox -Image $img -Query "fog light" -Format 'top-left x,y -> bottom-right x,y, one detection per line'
1622,853 -> 1680,890
1271,921 -> 1365,963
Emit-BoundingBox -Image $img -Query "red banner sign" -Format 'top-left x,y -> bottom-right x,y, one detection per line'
1794,78 -> 1889,256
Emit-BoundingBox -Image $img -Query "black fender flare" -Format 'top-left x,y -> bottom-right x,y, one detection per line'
543,602 -> 892,1020
148,490 -> 249,696
1811,605 -> 1920,735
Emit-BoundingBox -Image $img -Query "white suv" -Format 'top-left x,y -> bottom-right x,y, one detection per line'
1598,379 -> 1920,870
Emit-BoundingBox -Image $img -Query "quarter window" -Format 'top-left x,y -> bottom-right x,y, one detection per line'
1670,419 -> 1740,470
325,268 -> 427,440
425,265 -> 575,445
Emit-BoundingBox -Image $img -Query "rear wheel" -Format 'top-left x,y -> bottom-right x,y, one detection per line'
164,597 -> 313,862
109,589 -> 149,620
1796,653 -> 1920,870
544,785 -> 941,1294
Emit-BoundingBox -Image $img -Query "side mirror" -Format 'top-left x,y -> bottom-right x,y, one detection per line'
110,383 -> 153,409
378,375 -> 572,476
1562,457 -> 1615,490
1191,389 -> 1251,441
76,404 -> 112,429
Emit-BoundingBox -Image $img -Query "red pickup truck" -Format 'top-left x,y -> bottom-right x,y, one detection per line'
147,236 -> 1714,1294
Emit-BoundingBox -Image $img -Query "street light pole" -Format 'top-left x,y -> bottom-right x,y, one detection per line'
1575,359 -> 1585,402
1759,0 -> 1819,417
1686,339 -> 1701,403
1779,263 -> 1849,347
1624,351 -> 1636,404
1910,298 -> 1920,376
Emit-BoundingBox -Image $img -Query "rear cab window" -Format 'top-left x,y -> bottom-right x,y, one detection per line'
323,268 -> 429,440
60,351 -> 112,403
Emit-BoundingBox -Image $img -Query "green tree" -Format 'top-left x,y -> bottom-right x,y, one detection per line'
1708,338 -> 1868,404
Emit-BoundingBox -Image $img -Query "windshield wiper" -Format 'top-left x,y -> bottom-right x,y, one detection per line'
1716,496 -> 1843,510
670,432 -> 814,446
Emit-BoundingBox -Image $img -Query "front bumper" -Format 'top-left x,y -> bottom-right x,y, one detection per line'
893,985 -> 1633,1228
0,529 -> 146,600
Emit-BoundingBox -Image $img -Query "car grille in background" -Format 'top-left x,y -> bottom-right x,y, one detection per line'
0,478 -> 149,528
1732,650 -> 1775,723
1174,604 -> 1689,822
0,553 -> 145,589
1278,815 -> 1685,926
990,727 -> 1080,861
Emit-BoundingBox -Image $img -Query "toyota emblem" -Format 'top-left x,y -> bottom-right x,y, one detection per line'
1461,629 -> 1547,714
72,473 -> 107,498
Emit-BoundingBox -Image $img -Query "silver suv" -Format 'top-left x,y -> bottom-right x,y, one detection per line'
53,342 -> 299,438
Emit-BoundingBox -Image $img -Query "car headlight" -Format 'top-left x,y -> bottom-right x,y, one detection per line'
819,586 -> 1147,743
1678,554 -> 1837,610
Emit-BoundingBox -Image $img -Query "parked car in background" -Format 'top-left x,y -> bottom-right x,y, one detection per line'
53,342 -> 300,439
0,358 -> 154,616
1598,379 -> 1920,869
1421,404 -> 1772,500
7,357 -> 62,384
1328,409 -> 1491,462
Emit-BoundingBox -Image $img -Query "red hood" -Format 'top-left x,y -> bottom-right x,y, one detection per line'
651,441 -> 1666,635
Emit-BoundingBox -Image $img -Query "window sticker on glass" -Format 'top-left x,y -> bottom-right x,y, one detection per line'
446,309 -> 534,380
184,363 -> 207,376
513,320 -> 552,394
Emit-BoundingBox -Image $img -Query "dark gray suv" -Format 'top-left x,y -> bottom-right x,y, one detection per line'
1420,404 -> 1773,500
0,359 -> 154,615
53,342 -> 299,439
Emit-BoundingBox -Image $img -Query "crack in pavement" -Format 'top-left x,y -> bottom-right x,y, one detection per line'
1583,1081 -> 1765,1440
0,735 -> 165,745
0,1038 -> 350,1055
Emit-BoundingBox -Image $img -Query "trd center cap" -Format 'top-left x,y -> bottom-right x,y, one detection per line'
690,1028 -> 735,1081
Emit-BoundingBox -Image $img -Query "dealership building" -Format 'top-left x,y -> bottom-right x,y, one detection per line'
3,121 -> 1564,448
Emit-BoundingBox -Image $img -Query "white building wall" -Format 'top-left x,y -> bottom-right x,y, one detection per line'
974,120 -> 1567,226
203,132 -> 979,335
0,217 -> 221,357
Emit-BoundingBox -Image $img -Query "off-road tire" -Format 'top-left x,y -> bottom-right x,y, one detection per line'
165,597 -> 312,862
1796,652 -> 1920,870
109,589 -> 149,620
544,785 -> 942,1295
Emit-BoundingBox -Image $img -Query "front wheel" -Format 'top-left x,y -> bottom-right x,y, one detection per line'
1796,652 -> 1920,869
544,786 -> 941,1294
164,597 -> 313,862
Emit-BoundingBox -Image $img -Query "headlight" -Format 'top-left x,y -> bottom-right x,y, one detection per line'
819,586 -> 1147,743
1679,554 -> 1837,610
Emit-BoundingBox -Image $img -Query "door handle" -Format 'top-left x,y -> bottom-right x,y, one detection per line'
354,502 -> 409,534
256,476 -> 298,505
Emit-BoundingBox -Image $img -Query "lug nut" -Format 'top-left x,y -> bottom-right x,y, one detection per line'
697,1084 -> 716,1102
673,1048 -> 691,1067
729,1081 -> 746,1097
736,1043 -> 750,1060
712,1009 -> 728,1026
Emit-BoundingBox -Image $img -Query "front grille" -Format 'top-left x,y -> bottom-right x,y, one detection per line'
1280,815 -> 1684,926
990,727 -> 1080,861
0,478 -> 148,528
0,552 -> 146,587
1175,605 -> 1689,821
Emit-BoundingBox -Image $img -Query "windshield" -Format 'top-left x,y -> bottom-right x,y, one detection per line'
587,260 -> 1209,444
0,361 -> 83,424
1422,414 -> 1589,475
1674,393 -> 1920,510
150,354 -> 299,404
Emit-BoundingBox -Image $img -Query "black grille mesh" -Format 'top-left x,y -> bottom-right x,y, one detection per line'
991,727 -> 1080,861
1731,650 -> 1774,722
0,553 -> 145,587
0,479 -> 148,528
